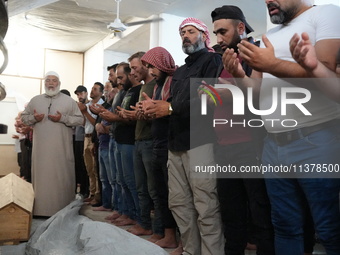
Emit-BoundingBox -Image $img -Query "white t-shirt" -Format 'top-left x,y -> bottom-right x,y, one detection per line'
84,98 -> 104,134
260,4 -> 340,133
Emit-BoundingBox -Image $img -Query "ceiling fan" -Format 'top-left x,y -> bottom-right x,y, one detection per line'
107,0 -> 163,33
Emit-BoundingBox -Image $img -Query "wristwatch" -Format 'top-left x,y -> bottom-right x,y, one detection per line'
168,103 -> 173,115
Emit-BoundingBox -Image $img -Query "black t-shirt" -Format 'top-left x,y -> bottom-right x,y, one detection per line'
114,85 -> 141,145
109,89 -> 127,138
151,84 -> 169,149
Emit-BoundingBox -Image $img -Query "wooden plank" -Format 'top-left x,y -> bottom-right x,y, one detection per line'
0,173 -> 34,212
0,174 -> 33,243
0,204 -> 31,242
0,240 -> 20,245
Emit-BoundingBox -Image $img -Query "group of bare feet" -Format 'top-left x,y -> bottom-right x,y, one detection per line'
104,210 -> 183,255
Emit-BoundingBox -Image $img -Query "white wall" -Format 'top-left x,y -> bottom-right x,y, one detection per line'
83,42 -> 105,90
84,42 -> 129,90
44,49 -> 84,101
150,13 -> 187,66
103,50 -> 130,79
0,45 -> 84,103
0,45 -> 44,105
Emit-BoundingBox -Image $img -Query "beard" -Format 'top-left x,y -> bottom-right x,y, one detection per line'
155,71 -> 168,85
122,79 -> 133,91
182,33 -> 206,55
228,32 -> 241,52
45,84 -> 60,97
268,3 -> 297,25
110,80 -> 119,88
79,97 -> 86,104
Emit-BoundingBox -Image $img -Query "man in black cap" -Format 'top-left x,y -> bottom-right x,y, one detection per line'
211,5 -> 259,75
74,85 -> 89,197
74,85 -> 88,103
208,5 -> 275,255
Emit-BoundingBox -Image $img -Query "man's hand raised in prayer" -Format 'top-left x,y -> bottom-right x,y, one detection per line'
89,104 -> 105,115
116,106 -> 137,120
48,111 -> 62,122
142,92 -> 170,119
77,102 -> 87,113
34,109 -> 45,122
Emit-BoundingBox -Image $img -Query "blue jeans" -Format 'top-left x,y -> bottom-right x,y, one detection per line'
115,142 -> 140,220
263,125 -> 340,255
109,138 -> 121,211
98,147 -> 112,209
134,140 -> 163,235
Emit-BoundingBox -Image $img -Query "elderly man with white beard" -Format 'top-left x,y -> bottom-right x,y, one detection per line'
21,71 -> 84,217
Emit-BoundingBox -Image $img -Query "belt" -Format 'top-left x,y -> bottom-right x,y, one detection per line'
268,119 -> 339,146
85,134 -> 92,138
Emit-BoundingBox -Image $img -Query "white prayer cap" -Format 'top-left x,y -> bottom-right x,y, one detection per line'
44,71 -> 60,79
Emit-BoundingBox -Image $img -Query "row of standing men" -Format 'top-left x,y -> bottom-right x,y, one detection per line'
21,2 -> 340,255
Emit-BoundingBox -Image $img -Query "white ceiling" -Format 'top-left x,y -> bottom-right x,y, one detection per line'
5,0 -> 267,54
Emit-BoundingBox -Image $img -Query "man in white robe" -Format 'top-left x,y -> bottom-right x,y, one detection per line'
21,71 -> 84,216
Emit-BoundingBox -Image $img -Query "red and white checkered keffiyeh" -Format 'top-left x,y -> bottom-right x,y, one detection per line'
141,47 -> 176,101
179,17 -> 214,52
141,47 -> 176,76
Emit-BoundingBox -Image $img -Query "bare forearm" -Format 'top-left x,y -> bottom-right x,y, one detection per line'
83,111 -> 96,126
261,59 -> 308,78
309,62 -> 340,103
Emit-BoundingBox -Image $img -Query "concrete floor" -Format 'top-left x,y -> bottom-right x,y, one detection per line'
0,202 -> 327,255
79,203 -> 326,255
79,203 -> 178,254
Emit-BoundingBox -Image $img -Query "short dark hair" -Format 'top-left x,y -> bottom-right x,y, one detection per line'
128,51 -> 145,62
94,82 -> 104,93
60,89 -> 71,96
107,63 -> 119,72
116,62 -> 131,75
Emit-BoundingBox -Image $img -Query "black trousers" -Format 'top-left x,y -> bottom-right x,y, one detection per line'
215,142 -> 275,255
73,139 -> 89,196
152,147 -> 177,229
20,139 -> 32,183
